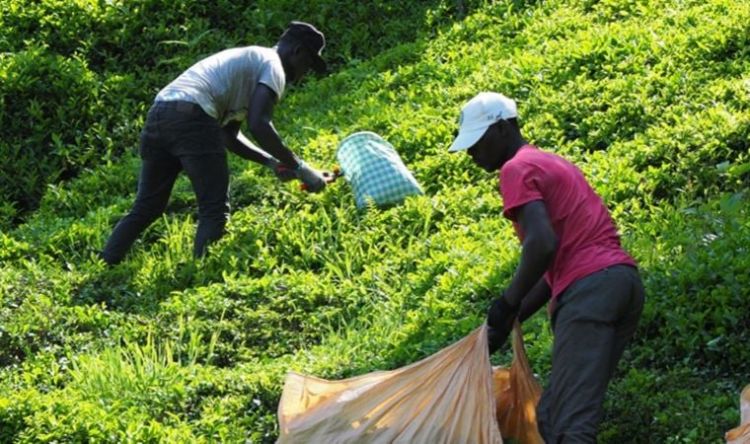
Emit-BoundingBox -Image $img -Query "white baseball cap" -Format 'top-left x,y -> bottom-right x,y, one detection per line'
448,92 -> 518,152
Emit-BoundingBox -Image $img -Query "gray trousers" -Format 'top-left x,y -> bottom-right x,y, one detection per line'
537,265 -> 645,444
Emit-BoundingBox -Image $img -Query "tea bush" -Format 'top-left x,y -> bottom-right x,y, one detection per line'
1,0 -> 749,442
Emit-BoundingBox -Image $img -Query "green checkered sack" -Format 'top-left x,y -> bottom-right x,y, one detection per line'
336,131 -> 423,209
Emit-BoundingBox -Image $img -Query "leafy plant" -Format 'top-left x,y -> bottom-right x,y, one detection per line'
1,0 -> 749,442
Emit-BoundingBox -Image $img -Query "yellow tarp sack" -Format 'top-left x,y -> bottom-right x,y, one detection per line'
493,324 -> 544,444
277,323 -> 542,444
726,384 -> 750,444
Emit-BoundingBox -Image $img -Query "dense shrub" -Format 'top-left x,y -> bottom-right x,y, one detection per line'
1,0 -> 749,442
0,45 -> 142,227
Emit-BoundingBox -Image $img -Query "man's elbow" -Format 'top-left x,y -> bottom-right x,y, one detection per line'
528,232 -> 558,264
247,118 -> 269,138
541,234 -> 558,263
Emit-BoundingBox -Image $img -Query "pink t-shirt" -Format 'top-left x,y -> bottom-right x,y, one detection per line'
500,145 -> 636,299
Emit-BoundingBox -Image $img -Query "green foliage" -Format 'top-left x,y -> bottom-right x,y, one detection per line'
1,0 -> 749,442
0,0 -> 479,225
0,44 -> 140,223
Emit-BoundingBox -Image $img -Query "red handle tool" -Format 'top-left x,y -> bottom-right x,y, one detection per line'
300,166 -> 342,191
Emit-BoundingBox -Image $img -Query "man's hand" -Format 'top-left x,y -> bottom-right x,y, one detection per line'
487,295 -> 519,354
295,161 -> 327,193
264,158 -> 297,182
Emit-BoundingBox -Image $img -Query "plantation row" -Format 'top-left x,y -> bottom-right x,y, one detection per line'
1,0 -> 749,442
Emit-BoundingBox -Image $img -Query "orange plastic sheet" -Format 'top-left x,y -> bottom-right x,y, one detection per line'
726,384 -> 750,444
493,325 -> 544,444
277,323 -> 542,443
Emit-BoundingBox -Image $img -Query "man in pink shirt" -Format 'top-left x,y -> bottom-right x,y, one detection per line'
449,92 -> 644,443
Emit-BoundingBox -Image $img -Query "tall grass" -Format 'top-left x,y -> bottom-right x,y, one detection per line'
1,0 -> 748,442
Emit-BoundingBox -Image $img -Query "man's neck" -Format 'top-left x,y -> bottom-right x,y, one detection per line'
506,137 -> 528,159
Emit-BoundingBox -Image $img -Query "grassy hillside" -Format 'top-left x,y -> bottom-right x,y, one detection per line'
1,0 -> 749,442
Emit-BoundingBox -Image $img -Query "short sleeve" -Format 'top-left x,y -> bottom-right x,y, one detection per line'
500,159 -> 543,220
258,57 -> 286,100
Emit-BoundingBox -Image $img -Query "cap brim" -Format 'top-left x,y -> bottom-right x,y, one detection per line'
448,126 -> 488,152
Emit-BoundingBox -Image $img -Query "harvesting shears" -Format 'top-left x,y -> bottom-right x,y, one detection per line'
300,166 -> 342,191
272,164 -> 343,191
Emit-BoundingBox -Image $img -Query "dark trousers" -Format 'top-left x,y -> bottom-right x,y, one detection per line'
537,265 -> 645,444
101,101 -> 229,264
